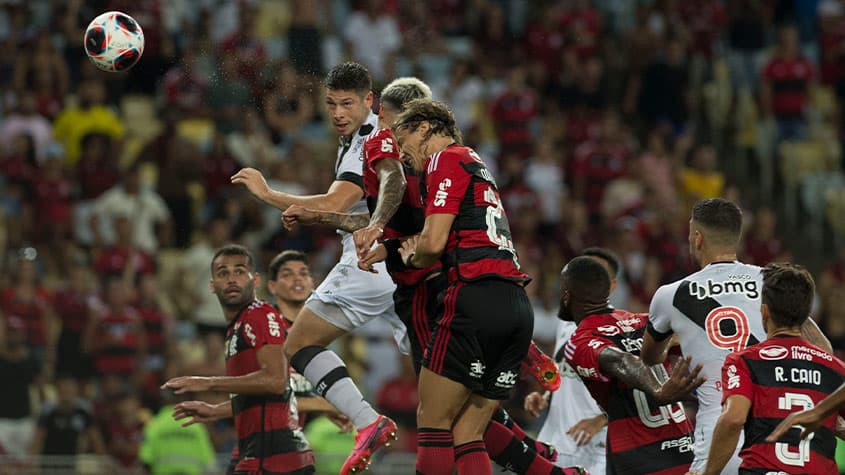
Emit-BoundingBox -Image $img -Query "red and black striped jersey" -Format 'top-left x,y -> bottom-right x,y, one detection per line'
363,127 -> 439,286
225,300 -> 313,473
93,308 -> 142,375
723,336 -> 845,474
422,145 -> 528,284
137,304 -> 168,356
565,308 -> 694,475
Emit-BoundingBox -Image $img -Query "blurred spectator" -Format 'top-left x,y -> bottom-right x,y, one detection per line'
680,143 -> 725,205
560,0 -> 602,61
525,136 -> 566,225
139,402 -> 216,475
12,31 -> 69,118
1,133 -> 37,191
108,0 -> 175,95
571,110 -> 631,222
90,166 -> 172,254
287,0 -> 323,76
628,37 -> 690,131
818,248 -> 845,356
82,278 -> 146,386
31,375 -> 105,458
160,50 -> 208,118
343,0 -> 401,83
219,3 -> 266,93
262,63 -> 315,147
53,79 -> 124,166
136,112 -> 202,249
134,273 -> 174,409
73,133 -> 120,247
0,316 -> 39,458
761,24 -> 815,141
0,91 -> 53,163
742,207 -> 789,266
0,252 -> 56,376
205,56 -> 251,135
53,263 -> 96,380
376,356 -> 418,452
103,393 -> 145,470
636,129 -> 680,210
202,132 -> 242,214
726,0 -> 771,94
491,65 -> 538,158
181,218 -> 231,335
92,216 -> 156,278
431,59 -> 485,133
32,151 -> 73,252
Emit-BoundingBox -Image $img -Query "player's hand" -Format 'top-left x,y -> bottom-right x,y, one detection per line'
566,413 -> 607,447
358,244 -> 387,273
172,401 -> 222,427
765,407 -> 824,442
282,205 -> 320,229
353,224 -> 384,259
231,167 -> 270,200
161,376 -> 213,394
398,235 -> 419,264
524,391 -> 549,418
653,356 -> 706,405
326,412 -> 354,433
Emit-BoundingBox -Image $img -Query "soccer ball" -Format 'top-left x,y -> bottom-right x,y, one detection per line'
83,11 -> 144,72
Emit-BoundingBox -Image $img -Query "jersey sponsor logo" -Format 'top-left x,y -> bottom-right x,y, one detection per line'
689,278 -> 759,300
597,325 -> 620,336
792,345 -> 833,362
726,364 -> 741,389
759,345 -> 789,360
469,360 -> 485,378
620,337 -> 643,353
495,370 -> 518,388
227,332 -> 238,357
615,317 -> 642,333
576,365 -> 599,379
244,323 -> 257,346
660,435 -> 694,453
267,313 -> 281,337
433,178 -> 452,207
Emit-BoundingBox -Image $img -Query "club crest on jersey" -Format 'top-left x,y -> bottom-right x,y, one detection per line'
689,279 -> 759,300
758,345 -> 789,360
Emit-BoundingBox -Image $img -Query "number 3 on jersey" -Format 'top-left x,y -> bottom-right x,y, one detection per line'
705,306 -> 751,352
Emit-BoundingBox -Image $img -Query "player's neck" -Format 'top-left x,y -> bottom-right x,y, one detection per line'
223,298 -> 255,323
276,301 -> 304,322
768,326 -> 802,339
699,251 -> 737,268
426,135 -> 457,155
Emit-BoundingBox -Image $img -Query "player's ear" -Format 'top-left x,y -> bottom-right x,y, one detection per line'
760,303 -> 771,331
364,91 -> 374,109
208,279 -> 215,294
252,272 -> 262,288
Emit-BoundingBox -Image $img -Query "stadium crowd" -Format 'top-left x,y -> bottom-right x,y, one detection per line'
1,0 -> 845,473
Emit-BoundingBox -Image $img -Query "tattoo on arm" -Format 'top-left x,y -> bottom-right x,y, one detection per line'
598,347 -> 661,398
370,160 -> 406,227
801,318 -> 833,353
317,212 -> 371,233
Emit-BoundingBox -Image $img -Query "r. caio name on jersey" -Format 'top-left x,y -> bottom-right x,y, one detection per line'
689,279 -> 759,300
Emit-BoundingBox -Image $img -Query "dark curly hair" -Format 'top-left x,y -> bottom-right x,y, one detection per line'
391,99 -> 462,144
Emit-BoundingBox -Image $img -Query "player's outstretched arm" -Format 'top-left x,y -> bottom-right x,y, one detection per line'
353,159 -> 406,256
598,349 -> 705,405
282,205 -> 370,233
162,344 -> 288,396
231,168 -> 363,213
703,395 -> 751,475
172,400 -> 233,427
766,381 -> 845,442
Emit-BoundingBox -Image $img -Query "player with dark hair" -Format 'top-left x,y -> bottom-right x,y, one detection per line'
231,62 -> 405,473
163,244 -> 314,474
641,198 -> 832,473
704,263 -> 845,475
561,256 -> 704,474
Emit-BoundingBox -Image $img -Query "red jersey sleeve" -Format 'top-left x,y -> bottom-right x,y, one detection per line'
363,129 -> 400,169
563,324 -> 613,383
242,305 -> 286,350
424,151 -> 472,216
722,351 -> 754,404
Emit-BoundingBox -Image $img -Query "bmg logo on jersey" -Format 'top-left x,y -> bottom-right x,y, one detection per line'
689,278 -> 759,300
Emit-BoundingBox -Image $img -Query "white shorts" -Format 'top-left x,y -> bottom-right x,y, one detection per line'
306,258 -> 409,355
690,415 -> 743,474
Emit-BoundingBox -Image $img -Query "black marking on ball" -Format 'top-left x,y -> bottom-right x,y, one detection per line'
114,49 -> 140,71
85,26 -> 107,54
116,14 -> 138,33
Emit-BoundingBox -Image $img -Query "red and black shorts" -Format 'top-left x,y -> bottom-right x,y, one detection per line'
393,273 -> 447,374
422,278 -> 533,400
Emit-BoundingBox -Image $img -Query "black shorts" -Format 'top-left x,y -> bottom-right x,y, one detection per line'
394,273 -> 447,373
422,278 -> 533,400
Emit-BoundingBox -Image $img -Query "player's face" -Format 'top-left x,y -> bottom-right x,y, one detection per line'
393,122 -> 430,172
557,273 -> 574,321
325,89 -> 373,137
268,260 -> 314,305
210,254 -> 257,310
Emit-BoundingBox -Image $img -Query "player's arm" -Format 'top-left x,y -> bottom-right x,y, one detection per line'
767,381 -> 845,442
231,167 -> 363,213
162,344 -> 288,396
703,395 -> 751,475
597,348 -> 704,404
173,400 -> 233,427
282,206 -> 370,233
353,158 -> 407,252
800,317 -> 833,353
641,286 -> 675,365
406,214 -> 454,268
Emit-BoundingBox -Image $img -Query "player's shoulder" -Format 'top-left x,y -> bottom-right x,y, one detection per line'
243,300 -> 280,320
426,145 -> 481,173
365,127 -> 393,142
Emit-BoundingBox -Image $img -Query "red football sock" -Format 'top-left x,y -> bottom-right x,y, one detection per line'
455,440 -> 492,475
416,428 -> 454,475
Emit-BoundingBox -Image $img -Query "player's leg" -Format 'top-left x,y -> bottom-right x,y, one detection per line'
416,366 -> 473,475
491,406 -> 558,462
451,393 -> 499,475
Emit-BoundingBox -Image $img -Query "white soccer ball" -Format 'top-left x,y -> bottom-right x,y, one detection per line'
83,11 -> 144,72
